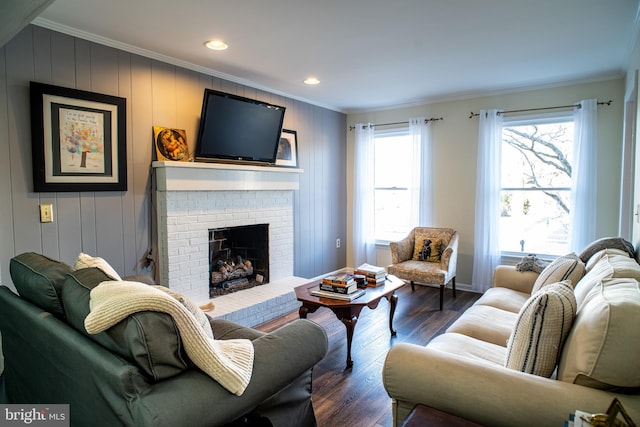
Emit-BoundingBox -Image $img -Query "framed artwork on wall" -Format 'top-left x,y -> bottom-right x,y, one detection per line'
30,81 -> 127,192
153,126 -> 189,161
276,129 -> 298,168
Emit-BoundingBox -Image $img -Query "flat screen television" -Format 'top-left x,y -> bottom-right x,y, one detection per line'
195,89 -> 286,165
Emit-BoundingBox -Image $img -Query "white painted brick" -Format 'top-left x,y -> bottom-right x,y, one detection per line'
159,185 -> 295,302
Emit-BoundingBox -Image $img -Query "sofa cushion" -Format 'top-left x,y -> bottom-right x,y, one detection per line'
585,248 -> 633,272
61,267 -> 191,381
558,278 -> 640,390
531,253 -> 585,294
573,251 -> 640,309
578,236 -> 635,264
446,304 -> 518,347
473,287 -> 531,314
505,281 -> 576,377
9,252 -> 72,318
427,332 -> 506,366
74,252 -> 122,280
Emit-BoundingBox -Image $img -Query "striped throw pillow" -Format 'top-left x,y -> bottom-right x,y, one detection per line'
505,280 -> 576,377
531,253 -> 584,294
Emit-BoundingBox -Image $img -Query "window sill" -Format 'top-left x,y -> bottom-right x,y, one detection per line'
500,251 -> 557,265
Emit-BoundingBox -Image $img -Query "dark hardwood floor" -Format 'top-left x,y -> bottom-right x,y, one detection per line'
255,283 -> 480,427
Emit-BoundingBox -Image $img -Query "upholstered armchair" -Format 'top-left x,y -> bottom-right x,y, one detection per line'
387,227 -> 458,310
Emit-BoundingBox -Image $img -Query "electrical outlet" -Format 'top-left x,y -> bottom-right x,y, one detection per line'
336,238 -> 341,248
40,204 -> 53,223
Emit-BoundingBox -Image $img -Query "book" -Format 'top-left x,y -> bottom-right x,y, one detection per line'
311,288 -> 366,301
319,282 -> 359,294
366,277 -> 387,288
322,273 -> 356,286
354,263 -> 387,279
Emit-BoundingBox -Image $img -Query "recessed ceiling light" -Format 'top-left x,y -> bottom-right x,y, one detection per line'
304,77 -> 320,85
205,40 -> 228,51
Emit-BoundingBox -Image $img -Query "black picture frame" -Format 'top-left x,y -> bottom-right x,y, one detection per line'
30,81 -> 127,192
276,129 -> 298,168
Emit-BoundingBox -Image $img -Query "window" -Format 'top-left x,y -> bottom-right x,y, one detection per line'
373,130 -> 413,241
499,114 -> 574,256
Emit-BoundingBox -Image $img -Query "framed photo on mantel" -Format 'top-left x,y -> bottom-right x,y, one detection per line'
276,129 -> 298,168
30,81 -> 127,192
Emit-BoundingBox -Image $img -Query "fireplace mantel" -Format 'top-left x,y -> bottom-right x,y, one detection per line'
153,160 -> 300,305
153,161 -> 302,192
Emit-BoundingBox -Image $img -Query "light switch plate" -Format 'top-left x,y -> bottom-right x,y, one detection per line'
40,204 -> 53,223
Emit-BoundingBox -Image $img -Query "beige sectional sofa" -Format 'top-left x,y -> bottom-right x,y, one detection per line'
383,244 -> 640,427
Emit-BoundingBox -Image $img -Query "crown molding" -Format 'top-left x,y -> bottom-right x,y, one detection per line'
30,17 -> 344,113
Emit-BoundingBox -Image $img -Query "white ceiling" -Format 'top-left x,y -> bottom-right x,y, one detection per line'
34,0 -> 640,113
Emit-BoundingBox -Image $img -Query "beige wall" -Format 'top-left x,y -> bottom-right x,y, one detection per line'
347,78 -> 625,287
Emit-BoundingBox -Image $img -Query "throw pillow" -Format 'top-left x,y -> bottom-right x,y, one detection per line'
412,236 -> 442,262
74,252 -> 122,281
531,253 -> 585,294
505,280 -> 577,377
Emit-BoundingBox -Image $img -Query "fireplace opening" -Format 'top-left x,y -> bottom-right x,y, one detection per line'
209,224 -> 269,297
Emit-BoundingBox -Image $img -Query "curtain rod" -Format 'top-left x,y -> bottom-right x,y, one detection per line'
468,100 -> 612,119
349,117 -> 443,131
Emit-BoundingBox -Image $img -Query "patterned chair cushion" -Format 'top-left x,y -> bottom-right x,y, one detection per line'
388,260 -> 447,285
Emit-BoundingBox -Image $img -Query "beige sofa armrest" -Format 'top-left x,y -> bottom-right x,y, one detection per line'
492,265 -> 538,294
383,343 -> 640,427
389,229 -> 416,264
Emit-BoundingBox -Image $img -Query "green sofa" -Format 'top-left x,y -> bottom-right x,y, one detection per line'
0,252 -> 328,426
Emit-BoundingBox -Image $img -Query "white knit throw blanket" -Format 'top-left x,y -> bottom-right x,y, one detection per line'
84,281 -> 254,396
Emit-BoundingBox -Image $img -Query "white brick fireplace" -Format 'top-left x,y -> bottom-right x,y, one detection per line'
153,161 -> 303,311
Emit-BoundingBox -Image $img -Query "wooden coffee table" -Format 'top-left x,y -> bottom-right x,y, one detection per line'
294,272 -> 405,369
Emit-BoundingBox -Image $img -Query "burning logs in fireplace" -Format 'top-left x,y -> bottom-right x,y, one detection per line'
210,256 -> 254,286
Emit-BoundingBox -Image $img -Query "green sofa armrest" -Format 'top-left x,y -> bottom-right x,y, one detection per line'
139,318 -> 329,426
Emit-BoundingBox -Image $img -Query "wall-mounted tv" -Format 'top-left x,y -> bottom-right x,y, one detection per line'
195,89 -> 286,165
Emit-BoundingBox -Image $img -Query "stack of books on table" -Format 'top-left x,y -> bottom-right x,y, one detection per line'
311,273 -> 366,301
354,263 -> 387,287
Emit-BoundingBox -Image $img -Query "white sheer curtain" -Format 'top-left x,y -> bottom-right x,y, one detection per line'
472,109 -> 503,292
409,118 -> 433,226
569,99 -> 597,252
353,123 -> 376,267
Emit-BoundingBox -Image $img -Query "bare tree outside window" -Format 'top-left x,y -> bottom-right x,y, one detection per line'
500,120 -> 574,255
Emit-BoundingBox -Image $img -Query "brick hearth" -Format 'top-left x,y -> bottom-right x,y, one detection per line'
206,276 -> 311,327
